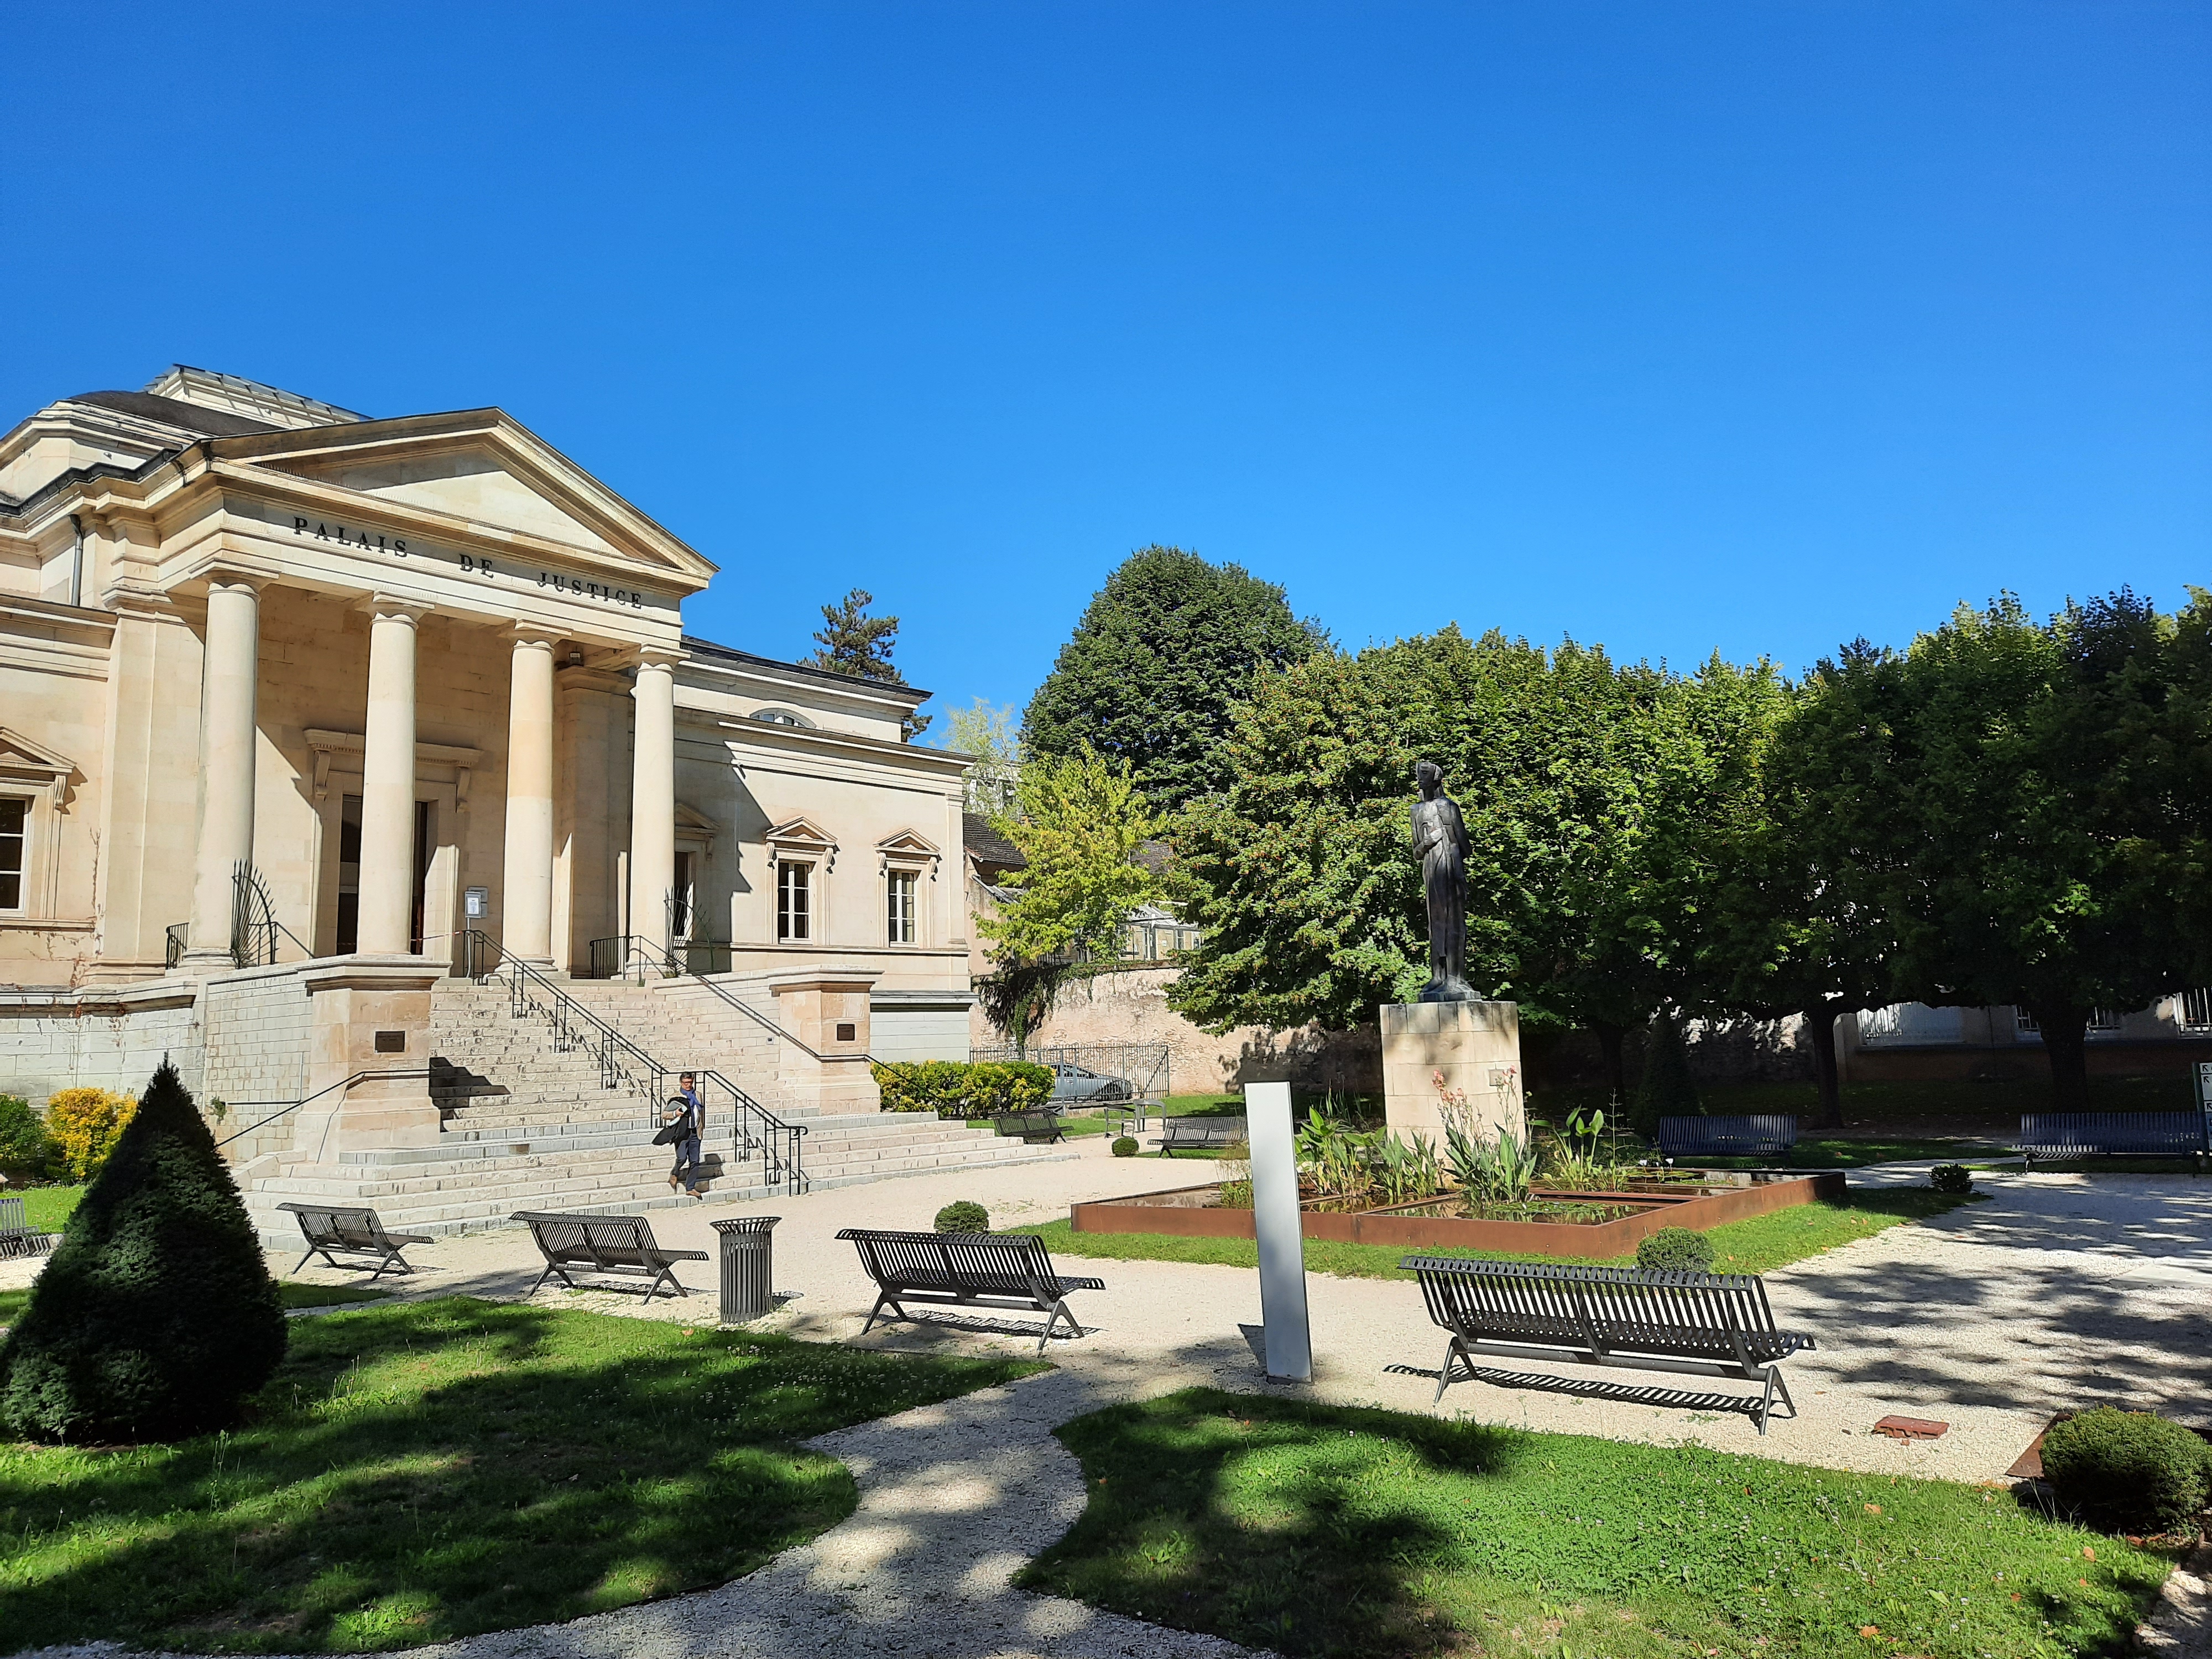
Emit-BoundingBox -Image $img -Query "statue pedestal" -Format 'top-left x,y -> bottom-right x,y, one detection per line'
1381,1000 -> 1525,1148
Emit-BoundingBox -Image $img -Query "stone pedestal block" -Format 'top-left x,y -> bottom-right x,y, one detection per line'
769,966 -> 883,1114
1381,999 -> 1526,1149
294,957 -> 444,1157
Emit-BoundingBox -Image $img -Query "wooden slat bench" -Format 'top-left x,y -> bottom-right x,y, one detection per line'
0,1195 -> 55,1260
1405,1256 -> 1817,1433
993,1109 -> 1065,1144
1657,1114 -> 1799,1159
2020,1112 -> 2208,1162
276,1202 -> 433,1279
1156,1115 -> 1248,1154
836,1227 -> 1104,1353
513,1210 -> 709,1303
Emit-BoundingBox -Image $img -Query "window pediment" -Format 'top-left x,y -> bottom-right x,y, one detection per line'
877,828 -> 942,878
765,816 -> 837,872
0,727 -> 81,811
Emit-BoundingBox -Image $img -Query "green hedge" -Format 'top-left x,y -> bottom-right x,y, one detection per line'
872,1060 -> 1053,1117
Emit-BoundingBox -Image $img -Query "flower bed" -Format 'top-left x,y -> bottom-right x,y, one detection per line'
1070,1168 -> 1846,1259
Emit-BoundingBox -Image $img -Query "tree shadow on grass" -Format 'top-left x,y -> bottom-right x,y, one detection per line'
0,1296 -> 1038,1654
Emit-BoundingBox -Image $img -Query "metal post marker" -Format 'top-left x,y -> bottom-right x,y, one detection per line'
1245,1079 -> 1312,1383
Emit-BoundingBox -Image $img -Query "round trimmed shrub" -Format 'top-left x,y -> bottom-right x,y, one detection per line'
0,1061 -> 285,1442
2041,1407 -> 2212,1535
1111,1135 -> 1139,1158
933,1201 -> 990,1235
1930,1162 -> 1973,1194
1636,1226 -> 1716,1273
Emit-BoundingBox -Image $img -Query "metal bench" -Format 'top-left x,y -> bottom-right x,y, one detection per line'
513,1210 -> 709,1303
2020,1111 -> 2208,1162
836,1227 -> 1104,1353
993,1109 -> 1065,1144
1405,1256 -> 1817,1433
276,1201 -> 433,1280
1156,1115 -> 1248,1154
1657,1114 -> 1799,1159
0,1195 -> 56,1260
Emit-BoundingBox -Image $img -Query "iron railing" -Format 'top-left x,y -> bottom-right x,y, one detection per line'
585,933 -> 735,980
165,923 -> 188,969
213,1068 -> 435,1151
460,928 -> 806,1193
231,861 -> 314,968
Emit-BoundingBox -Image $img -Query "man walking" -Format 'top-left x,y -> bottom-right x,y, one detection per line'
666,1071 -> 707,1199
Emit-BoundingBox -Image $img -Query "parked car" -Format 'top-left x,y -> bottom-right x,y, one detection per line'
1048,1062 -> 1134,1104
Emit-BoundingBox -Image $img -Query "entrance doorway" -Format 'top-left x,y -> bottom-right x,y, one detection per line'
334,794 -> 433,955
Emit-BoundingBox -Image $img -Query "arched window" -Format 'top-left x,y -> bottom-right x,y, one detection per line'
751,707 -> 815,729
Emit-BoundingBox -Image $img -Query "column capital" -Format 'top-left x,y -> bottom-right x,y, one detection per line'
632,645 -> 684,672
359,593 -> 432,625
203,567 -> 273,595
507,624 -> 564,649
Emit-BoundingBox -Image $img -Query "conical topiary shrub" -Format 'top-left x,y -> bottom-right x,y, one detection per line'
0,1060 -> 285,1442
1629,1014 -> 1702,1142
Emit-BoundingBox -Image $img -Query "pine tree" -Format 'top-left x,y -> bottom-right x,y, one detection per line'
0,1061 -> 286,1442
805,588 -> 932,738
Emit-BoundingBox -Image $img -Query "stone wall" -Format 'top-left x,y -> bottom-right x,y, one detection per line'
972,964 -> 1381,1098
0,983 -> 204,1107
199,962 -> 315,1163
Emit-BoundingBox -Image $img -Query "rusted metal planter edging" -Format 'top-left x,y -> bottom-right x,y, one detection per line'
1070,1171 -> 1846,1260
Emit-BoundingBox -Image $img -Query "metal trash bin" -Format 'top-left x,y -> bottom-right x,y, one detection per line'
713,1216 -> 780,1323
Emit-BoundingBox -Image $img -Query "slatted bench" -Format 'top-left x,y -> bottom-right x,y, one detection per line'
513,1210 -> 709,1303
276,1201 -> 432,1280
2020,1112 -> 2208,1163
993,1109 -> 1065,1144
836,1227 -> 1104,1353
1156,1115 -> 1248,1154
1405,1256 -> 1817,1433
0,1195 -> 56,1260
1657,1114 -> 1799,1159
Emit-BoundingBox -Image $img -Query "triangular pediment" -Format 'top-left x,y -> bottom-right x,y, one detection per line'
876,828 -> 940,858
764,815 -> 837,852
0,726 -> 77,778
213,410 -> 716,586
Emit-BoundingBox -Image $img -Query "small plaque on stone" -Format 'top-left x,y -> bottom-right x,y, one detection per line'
374,1030 -> 406,1053
836,1022 -> 856,1042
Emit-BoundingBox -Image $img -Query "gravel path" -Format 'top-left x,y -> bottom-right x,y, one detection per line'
8,1144 -> 2208,1658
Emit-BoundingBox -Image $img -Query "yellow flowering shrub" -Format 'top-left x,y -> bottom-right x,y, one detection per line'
44,1087 -> 138,1181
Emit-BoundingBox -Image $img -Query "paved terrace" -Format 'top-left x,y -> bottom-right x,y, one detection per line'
8,1142 -> 2209,1658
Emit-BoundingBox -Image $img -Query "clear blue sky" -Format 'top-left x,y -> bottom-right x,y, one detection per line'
7,3 -> 2206,734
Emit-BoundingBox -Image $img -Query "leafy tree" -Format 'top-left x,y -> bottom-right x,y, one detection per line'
1629,1011 -> 1702,1139
942,697 -> 1022,814
1879,594 -> 2195,1109
978,747 -> 1162,963
1168,628 -> 1770,1102
1,1061 -> 285,1442
1022,545 -> 1322,810
805,587 -> 931,738
0,1092 -> 54,1179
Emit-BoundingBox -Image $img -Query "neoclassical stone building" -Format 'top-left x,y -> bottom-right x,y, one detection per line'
1,367 -> 1040,1230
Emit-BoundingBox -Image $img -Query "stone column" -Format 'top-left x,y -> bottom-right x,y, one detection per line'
627,648 -> 679,963
357,597 -> 429,956
181,575 -> 264,971
501,629 -> 559,966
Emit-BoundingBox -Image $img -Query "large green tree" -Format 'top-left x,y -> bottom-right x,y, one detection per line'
1879,593 -> 2198,1107
806,588 -> 931,738
1022,546 -> 1321,810
1168,628 -> 1769,1099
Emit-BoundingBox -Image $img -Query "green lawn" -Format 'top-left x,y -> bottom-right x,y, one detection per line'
12,1185 -> 85,1233
0,1296 -> 1040,1652
1019,1189 -> 1980,1281
1023,1389 -> 2178,1658
0,1281 -> 390,1329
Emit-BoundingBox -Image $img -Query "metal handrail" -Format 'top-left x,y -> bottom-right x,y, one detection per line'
459,929 -> 807,1194
213,1068 -> 435,1149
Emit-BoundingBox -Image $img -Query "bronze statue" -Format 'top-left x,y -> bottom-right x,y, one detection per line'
1411,760 -> 1474,1002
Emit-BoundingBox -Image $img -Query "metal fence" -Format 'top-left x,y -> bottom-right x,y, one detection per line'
972,1042 -> 1171,1101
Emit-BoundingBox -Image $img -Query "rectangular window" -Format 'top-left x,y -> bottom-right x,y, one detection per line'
778,860 -> 811,941
886,870 -> 916,944
0,796 -> 24,910
2182,989 -> 2212,1031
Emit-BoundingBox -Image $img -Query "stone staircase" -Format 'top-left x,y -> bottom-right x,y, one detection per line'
240,974 -> 1072,1245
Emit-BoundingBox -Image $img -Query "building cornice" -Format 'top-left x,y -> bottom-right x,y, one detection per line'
706,714 -> 972,777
